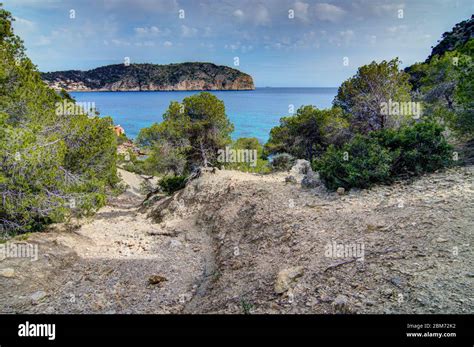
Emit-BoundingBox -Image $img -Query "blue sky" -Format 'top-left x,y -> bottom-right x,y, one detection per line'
5,0 -> 474,87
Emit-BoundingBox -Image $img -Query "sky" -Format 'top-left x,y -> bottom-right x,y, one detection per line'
4,0 -> 474,87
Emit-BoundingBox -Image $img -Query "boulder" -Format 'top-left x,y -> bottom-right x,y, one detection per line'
287,160 -> 312,184
274,266 -> 304,294
337,187 -> 346,195
290,159 -> 311,176
301,171 -> 322,189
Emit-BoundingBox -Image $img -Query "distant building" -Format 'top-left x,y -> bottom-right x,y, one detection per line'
114,125 -> 125,137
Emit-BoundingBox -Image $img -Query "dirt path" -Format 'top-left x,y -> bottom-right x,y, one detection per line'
147,167 -> 474,314
0,166 -> 472,314
0,169 -> 213,313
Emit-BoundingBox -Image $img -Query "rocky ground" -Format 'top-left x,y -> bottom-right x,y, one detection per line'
0,165 -> 472,314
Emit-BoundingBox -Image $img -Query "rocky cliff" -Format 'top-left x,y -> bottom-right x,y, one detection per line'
41,62 -> 255,92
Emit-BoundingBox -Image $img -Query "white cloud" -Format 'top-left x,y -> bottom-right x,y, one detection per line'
324,29 -> 355,46
339,30 -> 355,44
111,38 -> 131,46
163,41 -> 173,47
294,31 -> 321,48
13,16 -> 35,28
135,26 -> 159,35
35,35 -> 52,46
103,0 -> 179,12
366,34 -> 377,46
181,25 -> 198,38
203,26 -> 213,37
233,9 -> 245,19
374,3 -> 405,15
231,4 -> 269,26
293,1 -> 310,22
254,4 -> 270,26
387,25 -> 408,33
349,0 -> 405,16
224,42 -> 253,53
314,3 -> 346,22
134,41 -> 156,47
12,16 -> 36,37
6,0 -> 61,8
200,42 -> 215,49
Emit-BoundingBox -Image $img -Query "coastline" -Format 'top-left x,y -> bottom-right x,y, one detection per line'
58,88 -> 256,93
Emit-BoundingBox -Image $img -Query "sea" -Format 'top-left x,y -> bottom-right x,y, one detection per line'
70,87 -> 338,143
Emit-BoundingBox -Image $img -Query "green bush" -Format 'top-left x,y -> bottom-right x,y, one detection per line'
0,6 -> 118,235
315,121 -> 453,190
315,136 -> 394,190
137,92 -> 234,174
371,121 -> 453,176
159,175 -> 187,195
265,106 -> 349,162
118,150 -> 147,175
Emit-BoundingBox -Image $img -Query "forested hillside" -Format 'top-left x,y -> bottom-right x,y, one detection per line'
0,6 -> 119,236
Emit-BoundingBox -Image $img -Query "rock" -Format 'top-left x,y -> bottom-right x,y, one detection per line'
285,175 -> 297,184
301,171 -> 321,189
290,159 -> 311,176
319,293 -> 334,303
436,237 -> 448,243
333,295 -> 349,312
365,300 -> 375,306
274,266 -> 304,294
390,276 -> 403,288
168,239 -> 182,248
288,160 -> 313,184
30,291 -> 47,304
366,224 -> 383,232
336,187 -> 345,196
0,268 -> 15,278
466,272 -> 474,278
148,275 -> 168,286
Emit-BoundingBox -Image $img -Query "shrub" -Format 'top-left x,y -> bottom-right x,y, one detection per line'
333,58 -> 413,134
315,121 -> 453,190
315,136 -> 394,190
406,38 -> 474,139
0,6 -> 118,234
137,93 -> 234,173
371,121 -> 453,176
265,106 -> 349,162
158,175 -> 187,195
119,150 -> 147,175
270,153 -> 295,172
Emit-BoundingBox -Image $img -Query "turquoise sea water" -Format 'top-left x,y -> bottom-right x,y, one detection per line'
70,87 -> 337,143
